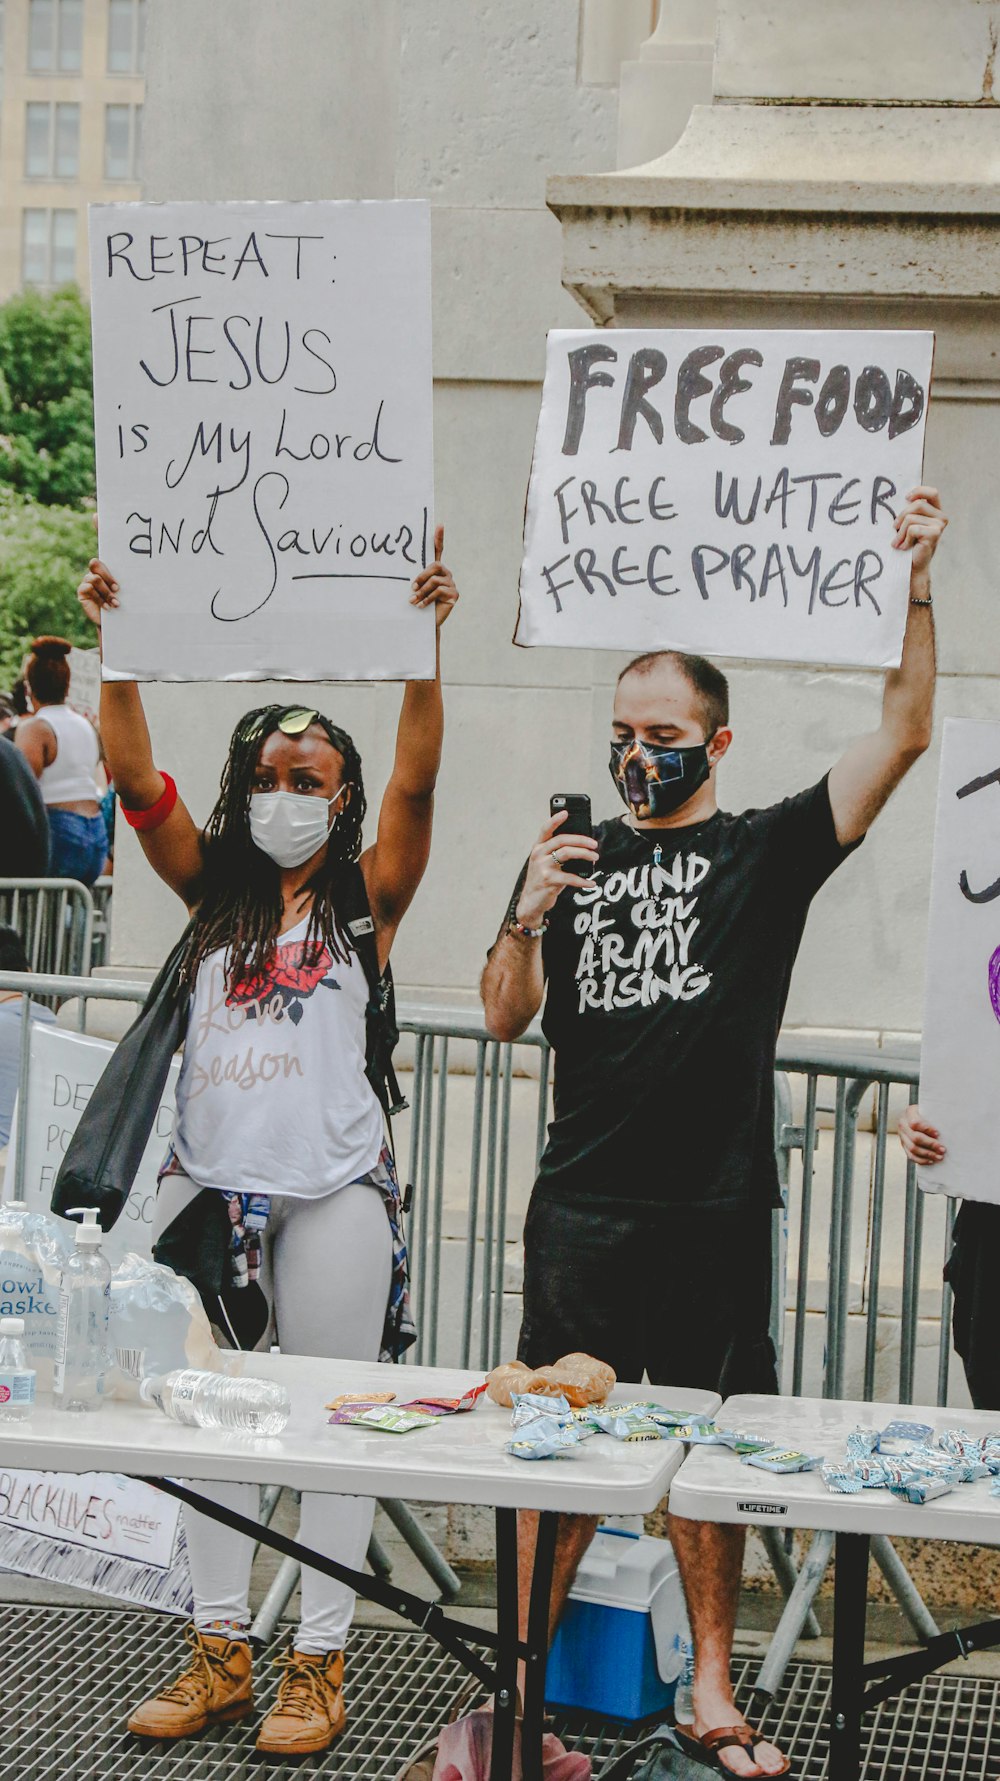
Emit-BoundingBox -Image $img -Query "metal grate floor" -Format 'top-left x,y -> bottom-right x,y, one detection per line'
2,1605 -> 1000,1780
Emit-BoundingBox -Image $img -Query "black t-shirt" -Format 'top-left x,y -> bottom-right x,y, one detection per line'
0,733 -> 49,875
508,777 -> 858,1213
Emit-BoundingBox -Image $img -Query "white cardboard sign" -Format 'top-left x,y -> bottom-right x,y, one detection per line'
517,328 -> 934,668
89,199 -> 435,682
0,1469 -> 192,1613
919,719 -> 1000,1205
67,646 -> 102,718
9,1022 -> 178,1265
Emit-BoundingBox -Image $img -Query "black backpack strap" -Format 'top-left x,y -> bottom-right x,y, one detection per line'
338,863 -> 408,1122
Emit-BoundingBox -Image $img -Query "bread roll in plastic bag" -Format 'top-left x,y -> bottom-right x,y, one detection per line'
487,1352 -> 615,1409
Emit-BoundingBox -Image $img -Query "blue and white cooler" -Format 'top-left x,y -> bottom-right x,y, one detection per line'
545,1528 -> 692,1722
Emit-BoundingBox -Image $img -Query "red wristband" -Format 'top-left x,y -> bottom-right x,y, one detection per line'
120,772 -> 178,832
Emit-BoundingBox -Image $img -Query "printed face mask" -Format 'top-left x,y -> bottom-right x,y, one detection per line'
248,786 -> 348,869
609,738 -> 711,820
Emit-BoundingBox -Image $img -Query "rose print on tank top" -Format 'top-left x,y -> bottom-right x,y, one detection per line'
226,939 -> 341,1027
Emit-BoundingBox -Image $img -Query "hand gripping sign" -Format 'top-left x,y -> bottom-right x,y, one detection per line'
516,328 -> 934,670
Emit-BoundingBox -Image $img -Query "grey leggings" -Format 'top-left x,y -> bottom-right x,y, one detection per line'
153,1175 -> 392,1653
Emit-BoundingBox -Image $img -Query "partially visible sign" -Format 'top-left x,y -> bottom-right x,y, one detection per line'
67,646 -> 102,719
89,198 -> 435,682
0,1469 -> 192,1613
8,1022 -> 178,1265
919,718 -> 1000,1205
517,328 -> 934,668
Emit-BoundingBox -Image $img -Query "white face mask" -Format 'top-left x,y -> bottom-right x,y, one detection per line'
248,786 -> 348,869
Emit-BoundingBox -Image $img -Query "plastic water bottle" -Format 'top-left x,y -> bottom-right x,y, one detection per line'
672,1609 -> 696,1727
140,1369 -> 291,1435
53,1208 -> 111,1412
0,1317 -> 36,1420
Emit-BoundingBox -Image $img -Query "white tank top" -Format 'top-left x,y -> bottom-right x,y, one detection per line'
36,703 -> 100,804
172,914 -> 384,1197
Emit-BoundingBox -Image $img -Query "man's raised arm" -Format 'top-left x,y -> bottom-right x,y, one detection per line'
828,486 -> 947,847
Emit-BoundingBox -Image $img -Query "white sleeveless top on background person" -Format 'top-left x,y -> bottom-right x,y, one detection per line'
36,703 -> 101,805
172,913 -> 384,1197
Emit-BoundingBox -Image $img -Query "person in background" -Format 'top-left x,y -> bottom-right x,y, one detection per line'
0,694 -> 16,737
0,926 -> 56,1158
0,726 -> 49,876
897,1110 -> 1000,1409
15,637 -> 108,886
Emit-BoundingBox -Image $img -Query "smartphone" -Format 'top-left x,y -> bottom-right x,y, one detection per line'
550,793 -> 594,876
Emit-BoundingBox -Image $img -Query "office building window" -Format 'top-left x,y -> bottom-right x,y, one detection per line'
28,0 -> 83,73
25,101 -> 79,176
22,208 -> 76,287
104,101 -> 142,180
108,0 -> 146,74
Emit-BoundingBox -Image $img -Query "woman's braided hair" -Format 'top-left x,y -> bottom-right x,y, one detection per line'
182,705 -> 367,987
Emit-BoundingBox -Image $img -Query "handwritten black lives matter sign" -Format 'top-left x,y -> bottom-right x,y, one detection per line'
517,328 -> 934,669
89,200 -> 435,682
919,720 -> 1000,1207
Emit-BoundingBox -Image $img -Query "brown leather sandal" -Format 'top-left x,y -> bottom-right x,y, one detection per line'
675,1721 -> 791,1776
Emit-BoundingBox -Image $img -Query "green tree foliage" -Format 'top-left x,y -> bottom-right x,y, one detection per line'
0,490 -> 95,685
0,288 -> 97,684
0,287 -> 95,507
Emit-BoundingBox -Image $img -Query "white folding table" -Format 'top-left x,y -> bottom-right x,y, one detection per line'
0,1354 -> 719,1781
670,1392 -> 1000,1781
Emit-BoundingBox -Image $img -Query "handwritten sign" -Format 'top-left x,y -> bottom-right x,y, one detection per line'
0,1469 -> 192,1613
8,1022 -> 177,1265
517,328 -> 934,668
67,646 -> 102,719
89,199 -> 435,682
919,719 -> 1000,1206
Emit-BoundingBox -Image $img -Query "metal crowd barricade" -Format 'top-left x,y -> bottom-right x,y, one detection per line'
0,878 -> 102,989
0,968 -> 460,1621
759,1036 -> 943,1702
1,971 -> 964,1662
394,1017 -> 955,1695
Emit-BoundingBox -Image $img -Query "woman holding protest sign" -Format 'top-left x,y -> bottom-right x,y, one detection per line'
76,529 -> 458,1758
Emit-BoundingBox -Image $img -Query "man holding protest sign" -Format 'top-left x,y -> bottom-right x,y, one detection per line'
473,488 -> 946,1780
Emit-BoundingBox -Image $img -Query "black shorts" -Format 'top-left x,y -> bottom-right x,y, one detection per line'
518,1193 -> 778,1398
946,1200 -> 1000,1412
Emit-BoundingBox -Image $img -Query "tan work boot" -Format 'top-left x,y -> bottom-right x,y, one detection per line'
256,1648 -> 346,1756
127,1625 -> 254,1740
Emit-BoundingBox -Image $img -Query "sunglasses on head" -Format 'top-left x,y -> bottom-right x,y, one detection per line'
238,706 -> 321,745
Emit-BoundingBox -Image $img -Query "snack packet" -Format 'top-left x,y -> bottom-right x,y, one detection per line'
936,1428 -> 1000,1475
329,1405 -> 438,1433
587,1405 -> 661,1441
511,1391 -> 572,1427
505,1419 -> 584,1461
888,1476 -> 953,1505
743,1449 -> 821,1474
326,1391 -> 396,1411
399,1383 -> 487,1416
877,1420 -> 933,1454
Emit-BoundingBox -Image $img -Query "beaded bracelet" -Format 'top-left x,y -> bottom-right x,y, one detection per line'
508,916 -> 548,940
909,596 -> 933,608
